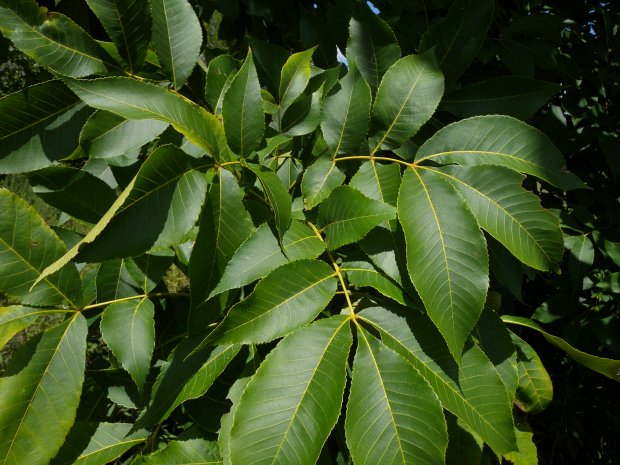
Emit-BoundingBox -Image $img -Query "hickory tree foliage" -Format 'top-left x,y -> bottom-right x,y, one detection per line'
0,0 -> 618,464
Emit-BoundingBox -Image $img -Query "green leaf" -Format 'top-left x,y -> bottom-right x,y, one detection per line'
301,156 -> 346,209
432,165 -> 564,271
398,168 -> 488,361
100,298 -> 155,392
489,238 -> 523,301
419,0 -> 494,84
205,55 -> 240,112
36,177 -> 137,287
229,316 -> 351,465
136,339 -> 240,428
80,110 -> 168,160
85,0 -> 151,73
350,160 -> 401,207
209,259 -> 337,345
223,50 -> 265,157
188,169 -> 254,329
281,220 -> 325,261
369,54 -> 444,152
280,87 -> 323,136
142,439 -> 221,464
342,260 -> 410,306
27,166 -> 117,223
124,252 -> 174,292
249,165 -> 292,240
279,47 -> 316,109
359,307 -> 518,456
64,77 -> 226,159
415,115 -> 584,190
346,3 -> 400,93
210,222 -> 288,297
50,422 -> 148,465
320,64 -> 371,155
504,422 -> 538,465
445,414 -> 484,465
0,313 -> 87,465
318,186 -> 396,250
502,315 -> 620,382
0,80 -> 93,174
0,189 -> 82,307
0,307 -> 68,350
564,234 -> 595,291
345,327 -> 447,465
96,259 -> 140,301
510,332 -> 553,413
150,0 -> 202,89
77,145 -> 208,261
0,0 -> 119,77
441,76 -> 559,120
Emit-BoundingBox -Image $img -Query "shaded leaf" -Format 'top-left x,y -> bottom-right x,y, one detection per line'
0,80 -> 92,174
249,164 -> 292,240
398,168 -> 488,362
350,160 -> 401,207
0,307 -> 67,350
564,234 -> 595,291
346,3 -> 400,93
502,315 -> 620,382
150,0 -> 201,89
80,110 -> 168,160
510,332 -> 553,414
96,259 -> 140,301
230,316 -> 351,465
415,115 -> 584,190
341,260 -> 410,306
0,313 -> 87,465
85,0 -> 151,73
77,145 -> 208,261
0,189 -> 82,307
442,76 -> 559,120
205,55 -> 240,112
50,422 -> 148,465
0,0 -> 119,77
369,54 -> 444,152
318,186 -> 396,250
419,0 -> 494,84
136,339 -> 240,428
101,298 -> 155,392
345,327 -> 447,465
142,439 -> 221,464
279,47 -> 316,108
209,259 -> 337,345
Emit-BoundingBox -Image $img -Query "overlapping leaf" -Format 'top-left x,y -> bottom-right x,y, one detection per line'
85,0 -> 151,73
341,260 -> 410,306
100,298 -> 155,392
229,316 -> 351,465
430,165 -> 564,270
209,259 -> 337,345
0,313 -> 87,465
0,307 -> 68,349
398,168 -> 489,361
279,47 -> 315,109
0,0 -> 119,77
205,55 -> 240,113
369,54 -> 444,152
75,145 -> 207,261
301,157 -> 345,209
249,165 -> 292,239
50,422 -> 148,465
350,161 -> 401,207
346,327 -> 447,465
415,115 -> 584,190
142,439 -> 221,464
0,80 -> 92,174
359,307 -> 518,456
318,186 -> 396,250
80,110 -> 168,160
150,0 -> 201,89
64,77 -> 226,159
222,50 -> 265,157
0,189 -> 82,307
510,333 -> 553,413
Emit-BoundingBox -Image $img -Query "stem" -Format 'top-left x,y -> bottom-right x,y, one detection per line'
81,292 -> 189,311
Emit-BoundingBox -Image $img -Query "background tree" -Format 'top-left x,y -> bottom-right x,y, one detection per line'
0,1 -> 618,464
